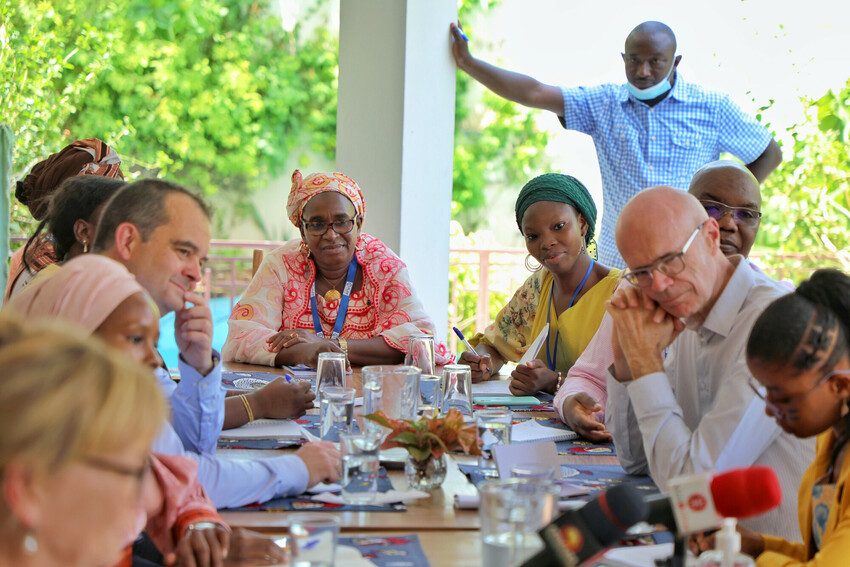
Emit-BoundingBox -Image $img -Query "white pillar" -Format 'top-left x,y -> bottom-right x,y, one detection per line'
337,0 -> 456,340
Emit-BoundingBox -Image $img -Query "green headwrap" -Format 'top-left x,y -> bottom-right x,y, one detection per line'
514,173 -> 597,245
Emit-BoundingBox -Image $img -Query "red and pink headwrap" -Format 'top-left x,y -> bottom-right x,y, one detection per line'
286,170 -> 366,227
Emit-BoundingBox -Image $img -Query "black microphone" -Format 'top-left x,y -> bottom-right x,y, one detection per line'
521,483 -> 649,567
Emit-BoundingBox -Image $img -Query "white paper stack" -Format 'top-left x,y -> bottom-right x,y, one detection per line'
219,418 -> 304,440
509,419 -> 578,443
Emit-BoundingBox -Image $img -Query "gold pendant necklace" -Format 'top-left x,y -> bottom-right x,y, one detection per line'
318,272 -> 345,302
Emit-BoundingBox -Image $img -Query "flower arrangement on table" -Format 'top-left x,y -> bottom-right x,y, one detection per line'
365,409 -> 482,489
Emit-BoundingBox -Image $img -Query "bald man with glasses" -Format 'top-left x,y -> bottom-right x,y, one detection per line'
602,186 -> 812,541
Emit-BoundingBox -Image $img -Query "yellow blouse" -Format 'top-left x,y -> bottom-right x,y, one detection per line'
471,268 -> 620,372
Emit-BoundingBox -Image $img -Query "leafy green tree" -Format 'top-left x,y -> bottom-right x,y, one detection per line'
757,80 -> 850,280
0,1 -> 116,234
452,0 -> 551,231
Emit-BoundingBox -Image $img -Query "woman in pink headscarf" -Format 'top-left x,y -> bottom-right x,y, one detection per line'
224,170 -> 450,368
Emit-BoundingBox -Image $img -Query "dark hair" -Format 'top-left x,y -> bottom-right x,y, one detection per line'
22,176 -> 127,271
92,178 -> 211,252
747,269 -> 850,471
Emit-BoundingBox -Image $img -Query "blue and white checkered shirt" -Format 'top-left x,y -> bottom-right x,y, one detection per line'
560,76 -> 772,268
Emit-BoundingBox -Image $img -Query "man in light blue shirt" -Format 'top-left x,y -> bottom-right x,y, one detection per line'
449,20 -> 781,267
93,178 -> 341,508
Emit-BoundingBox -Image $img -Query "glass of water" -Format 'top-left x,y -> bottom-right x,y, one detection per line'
404,333 -> 436,375
288,514 -> 339,567
441,364 -> 474,416
418,373 -> 442,417
319,386 -> 355,442
476,408 -> 512,476
362,365 -> 420,422
316,352 -> 346,404
480,478 -> 558,567
340,432 -> 382,505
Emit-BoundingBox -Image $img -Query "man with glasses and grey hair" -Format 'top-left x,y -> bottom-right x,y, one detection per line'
602,186 -> 812,541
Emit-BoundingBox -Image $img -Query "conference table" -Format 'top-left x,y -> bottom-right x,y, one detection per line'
218,362 -> 621,565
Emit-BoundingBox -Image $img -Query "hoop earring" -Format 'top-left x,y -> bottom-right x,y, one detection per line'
299,240 -> 311,259
23,532 -> 38,554
524,254 -> 541,272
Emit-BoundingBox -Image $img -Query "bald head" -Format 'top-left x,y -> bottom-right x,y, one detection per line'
625,21 -> 677,53
688,160 -> 762,257
616,187 -> 707,259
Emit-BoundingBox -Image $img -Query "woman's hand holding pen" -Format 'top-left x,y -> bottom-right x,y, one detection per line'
459,350 -> 493,383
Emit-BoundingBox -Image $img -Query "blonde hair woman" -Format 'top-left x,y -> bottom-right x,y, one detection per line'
0,317 -> 166,567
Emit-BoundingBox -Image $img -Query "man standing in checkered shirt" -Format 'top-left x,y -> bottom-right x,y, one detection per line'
449,20 -> 782,268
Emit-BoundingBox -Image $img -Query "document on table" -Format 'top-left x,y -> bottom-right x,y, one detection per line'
471,380 -> 512,395
517,326 -> 549,366
510,419 -> 577,443
219,418 -> 304,440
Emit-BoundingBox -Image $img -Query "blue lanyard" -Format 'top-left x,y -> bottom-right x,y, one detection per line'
310,257 -> 358,340
545,259 -> 595,371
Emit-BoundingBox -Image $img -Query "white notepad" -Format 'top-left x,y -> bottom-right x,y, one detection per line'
218,418 -> 304,440
471,379 -> 512,395
510,419 -> 577,443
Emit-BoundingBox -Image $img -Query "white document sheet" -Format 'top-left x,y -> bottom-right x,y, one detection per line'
517,326 -> 549,366
510,419 -> 577,443
471,379 -> 512,395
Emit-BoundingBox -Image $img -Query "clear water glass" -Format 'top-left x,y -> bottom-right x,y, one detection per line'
288,514 -> 339,567
362,365 -> 420,422
418,373 -> 442,417
340,432 -> 382,504
319,386 -> 355,442
441,364 -> 474,416
480,478 -> 559,567
404,333 -> 436,375
315,352 -> 346,404
476,408 -> 512,476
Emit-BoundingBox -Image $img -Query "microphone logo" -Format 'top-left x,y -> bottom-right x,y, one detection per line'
688,493 -> 708,512
558,525 -> 585,554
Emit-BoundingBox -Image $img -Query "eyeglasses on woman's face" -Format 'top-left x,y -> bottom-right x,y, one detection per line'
748,368 -> 850,420
301,216 -> 358,237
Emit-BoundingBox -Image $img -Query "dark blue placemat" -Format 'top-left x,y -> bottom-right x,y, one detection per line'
341,534 -> 430,567
458,462 -> 657,498
223,468 -> 406,512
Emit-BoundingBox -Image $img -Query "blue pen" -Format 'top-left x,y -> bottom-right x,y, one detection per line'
284,373 -> 293,383
452,326 -> 476,352
458,28 -> 469,42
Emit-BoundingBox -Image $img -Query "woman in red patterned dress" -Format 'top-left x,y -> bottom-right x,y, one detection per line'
224,170 -> 449,368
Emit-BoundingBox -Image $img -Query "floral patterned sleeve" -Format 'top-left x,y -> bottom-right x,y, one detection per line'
470,271 -> 543,363
222,250 -> 289,366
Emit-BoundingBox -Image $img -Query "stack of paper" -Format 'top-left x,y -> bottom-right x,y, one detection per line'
510,419 -> 577,443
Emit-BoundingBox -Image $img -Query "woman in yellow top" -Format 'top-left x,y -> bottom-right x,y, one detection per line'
726,269 -> 850,565
460,173 -> 620,396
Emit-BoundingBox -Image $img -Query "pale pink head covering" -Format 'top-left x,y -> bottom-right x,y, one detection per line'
286,170 -> 367,227
5,254 -> 149,332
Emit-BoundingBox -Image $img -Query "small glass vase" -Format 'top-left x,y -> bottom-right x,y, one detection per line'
405,453 -> 448,490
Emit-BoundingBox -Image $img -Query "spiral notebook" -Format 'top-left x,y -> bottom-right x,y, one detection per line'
218,418 -> 304,440
510,419 -> 577,443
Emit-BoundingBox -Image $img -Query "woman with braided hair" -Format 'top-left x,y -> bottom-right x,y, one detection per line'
460,173 -> 620,395
719,269 -> 850,564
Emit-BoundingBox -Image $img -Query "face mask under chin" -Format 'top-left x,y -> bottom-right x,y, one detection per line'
626,58 -> 676,101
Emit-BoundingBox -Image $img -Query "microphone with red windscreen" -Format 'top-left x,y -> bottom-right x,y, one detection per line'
646,465 -> 782,535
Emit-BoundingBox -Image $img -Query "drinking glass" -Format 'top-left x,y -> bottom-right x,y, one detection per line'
319,386 -> 355,442
315,352 -> 346,404
288,514 -> 339,567
418,373 -> 442,417
362,365 -> 420,422
340,432 -> 382,504
440,364 -> 474,416
476,408 -> 512,476
480,478 -> 559,567
404,333 -> 436,375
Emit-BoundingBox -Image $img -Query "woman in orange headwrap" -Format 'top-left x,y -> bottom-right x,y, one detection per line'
224,170 -> 450,368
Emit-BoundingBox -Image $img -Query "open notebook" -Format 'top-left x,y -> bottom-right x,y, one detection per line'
510,419 -> 577,443
219,419 -> 304,440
